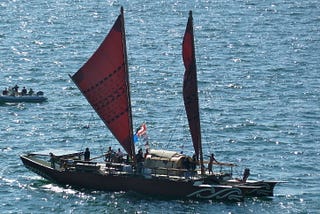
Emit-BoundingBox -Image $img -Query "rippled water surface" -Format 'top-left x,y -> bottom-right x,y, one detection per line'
1,0 -> 319,213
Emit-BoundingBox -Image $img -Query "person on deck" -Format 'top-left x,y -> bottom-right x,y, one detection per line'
191,153 -> 198,174
13,85 -> 19,93
21,87 -> 27,95
208,153 -> 218,174
116,148 -> 124,163
49,153 -> 56,169
28,88 -> 34,95
183,157 -> 191,178
84,148 -> 90,161
242,168 -> 250,182
105,146 -> 114,162
136,148 -> 144,174
136,149 -> 144,162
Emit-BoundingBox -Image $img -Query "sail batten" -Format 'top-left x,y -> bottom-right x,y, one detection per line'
70,7 -> 135,159
182,11 -> 204,173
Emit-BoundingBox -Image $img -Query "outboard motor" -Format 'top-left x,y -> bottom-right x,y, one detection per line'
36,91 -> 44,96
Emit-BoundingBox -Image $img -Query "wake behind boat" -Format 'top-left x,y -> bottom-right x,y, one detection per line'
20,7 -> 244,202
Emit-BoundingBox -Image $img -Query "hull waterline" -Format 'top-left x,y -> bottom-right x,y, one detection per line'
20,154 -> 244,202
0,95 -> 47,103
204,174 -> 278,197
228,180 -> 278,197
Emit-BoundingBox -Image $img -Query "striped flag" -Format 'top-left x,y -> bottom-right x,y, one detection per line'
136,123 -> 147,137
134,123 -> 148,144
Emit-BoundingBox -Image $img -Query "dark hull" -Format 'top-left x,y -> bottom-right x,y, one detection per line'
0,95 -> 47,103
20,155 -> 243,202
231,181 -> 277,197
204,175 -> 277,197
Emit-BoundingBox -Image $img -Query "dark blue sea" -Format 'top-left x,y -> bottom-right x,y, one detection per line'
1,0 -> 319,213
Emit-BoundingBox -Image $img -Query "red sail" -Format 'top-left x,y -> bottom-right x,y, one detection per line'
182,11 -> 203,167
70,8 -> 135,158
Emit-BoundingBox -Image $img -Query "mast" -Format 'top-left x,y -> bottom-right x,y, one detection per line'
120,7 -> 136,161
182,11 -> 204,174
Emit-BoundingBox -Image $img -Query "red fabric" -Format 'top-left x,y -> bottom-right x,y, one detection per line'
71,13 -> 134,157
182,12 -> 202,159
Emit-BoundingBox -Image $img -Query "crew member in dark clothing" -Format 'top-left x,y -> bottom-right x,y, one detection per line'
183,157 -> 191,178
136,148 -> 144,162
28,88 -> 34,95
208,153 -> 218,174
136,149 -> 144,174
84,148 -> 90,161
21,87 -> 27,95
49,153 -> 56,169
105,146 -> 114,162
242,168 -> 250,182
191,153 -> 198,172
13,85 -> 19,92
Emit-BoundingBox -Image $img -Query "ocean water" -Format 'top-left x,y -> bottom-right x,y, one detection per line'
1,0 -> 319,213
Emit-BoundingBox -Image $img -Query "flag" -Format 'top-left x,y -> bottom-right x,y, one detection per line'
134,123 -> 149,144
136,123 -> 147,137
